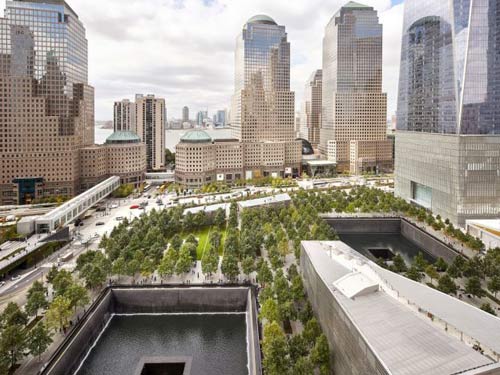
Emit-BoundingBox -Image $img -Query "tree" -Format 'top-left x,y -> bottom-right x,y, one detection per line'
175,245 -> 193,275
182,242 -> 198,261
46,265 -> 59,284
303,318 -> 321,347
0,324 -> 27,369
241,257 -> 255,278
480,303 -> 497,316
46,296 -> 72,332
64,283 -> 90,312
465,276 -> 484,298
288,333 -> 308,362
170,234 -> 183,252
213,208 -> 226,228
260,298 -> 280,323
1,302 -> 27,327
414,252 -> 428,272
437,274 -> 457,295
228,203 -> 238,228
392,254 -> 407,273
434,257 -> 448,272
262,322 -> 289,375
257,261 -> 273,287
82,264 -> 106,289
112,257 -> 127,280
140,257 -> 155,278
28,323 -> 53,361
201,247 -> 218,276
311,334 -> 330,374
158,249 -> 177,278
425,265 -> 439,284
221,253 -> 239,281
487,275 -> 500,298
52,269 -> 73,296
127,259 -> 141,280
291,356 -> 314,375
25,289 -> 48,318
291,275 -> 305,302
406,266 -> 423,282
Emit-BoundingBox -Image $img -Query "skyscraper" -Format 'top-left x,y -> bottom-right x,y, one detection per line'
216,110 -> 226,126
230,15 -> 301,179
395,0 -> 500,225
319,2 -> 392,174
0,0 -> 94,204
300,70 -> 322,147
135,94 -> 166,171
182,106 -> 189,123
114,99 -> 136,132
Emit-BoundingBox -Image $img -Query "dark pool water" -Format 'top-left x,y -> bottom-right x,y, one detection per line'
76,314 -> 248,375
339,233 -> 436,265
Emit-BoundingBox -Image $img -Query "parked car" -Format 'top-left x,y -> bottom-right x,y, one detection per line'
0,281 -> 5,287
130,205 -> 140,209
11,275 -> 21,281
95,221 -> 105,226
110,204 -> 119,209
115,216 -> 124,221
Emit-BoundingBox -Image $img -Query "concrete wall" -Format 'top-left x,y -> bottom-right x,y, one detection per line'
325,217 -> 459,263
42,286 -> 261,375
300,247 -> 388,375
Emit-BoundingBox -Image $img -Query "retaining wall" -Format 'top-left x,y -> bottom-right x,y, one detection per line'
42,285 -> 261,375
325,216 -> 459,263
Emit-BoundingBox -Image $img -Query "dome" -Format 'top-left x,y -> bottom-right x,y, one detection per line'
247,14 -> 277,25
180,130 -> 212,143
105,131 -> 141,144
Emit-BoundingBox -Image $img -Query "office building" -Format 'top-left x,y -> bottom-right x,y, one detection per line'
319,2 -> 392,174
182,106 -> 189,122
301,241 -> 500,375
300,70 -> 322,147
216,109 -> 226,126
176,15 -> 301,186
0,0 -> 93,204
395,0 -> 500,226
135,94 -> 166,171
113,99 -> 136,132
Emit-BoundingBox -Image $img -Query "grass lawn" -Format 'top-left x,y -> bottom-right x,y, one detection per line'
187,226 -> 227,260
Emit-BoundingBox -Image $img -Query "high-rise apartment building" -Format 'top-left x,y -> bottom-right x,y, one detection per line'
182,106 -> 189,123
319,2 -> 392,174
0,0 -> 94,204
395,0 -> 500,226
300,70 -> 322,147
135,94 -> 166,171
113,99 -> 136,132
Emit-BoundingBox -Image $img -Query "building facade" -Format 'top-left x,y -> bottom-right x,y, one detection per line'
0,0 -> 94,204
113,99 -> 136,132
80,131 -> 146,190
300,69 -> 322,147
395,0 -> 500,226
320,2 -> 392,174
135,94 -> 166,172
182,106 -> 189,123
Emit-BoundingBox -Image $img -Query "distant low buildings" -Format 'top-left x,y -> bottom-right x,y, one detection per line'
466,220 -> 500,250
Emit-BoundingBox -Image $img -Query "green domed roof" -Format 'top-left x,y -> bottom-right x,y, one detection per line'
105,131 -> 141,144
247,14 -> 277,25
180,130 -> 212,143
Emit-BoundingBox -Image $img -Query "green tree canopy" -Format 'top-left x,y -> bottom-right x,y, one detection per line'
28,323 -> 53,361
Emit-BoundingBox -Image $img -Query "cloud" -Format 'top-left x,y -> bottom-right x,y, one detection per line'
63,0 -> 403,120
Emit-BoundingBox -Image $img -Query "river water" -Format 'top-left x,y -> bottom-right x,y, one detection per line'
95,127 -> 232,151
77,313 -> 248,375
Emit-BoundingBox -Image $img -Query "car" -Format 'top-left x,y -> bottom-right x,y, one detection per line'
115,216 -> 124,221
130,205 -> 140,209
95,206 -> 106,212
110,204 -> 118,209
11,275 -> 21,281
95,221 -> 105,226
138,206 -> 145,210
0,281 -> 5,287
157,201 -> 164,206
140,201 -> 149,207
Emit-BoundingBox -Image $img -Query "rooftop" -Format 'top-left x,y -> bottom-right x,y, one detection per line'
237,193 -> 291,209
302,241 -> 500,374
467,219 -> 500,237
105,131 -> 141,144
247,14 -> 277,25
180,130 -> 212,143
183,203 -> 229,216
343,1 -> 371,9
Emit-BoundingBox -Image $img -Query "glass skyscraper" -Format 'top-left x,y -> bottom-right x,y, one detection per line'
0,0 -> 94,204
395,0 -> 500,225
230,15 -> 301,179
319,2 -> 392,174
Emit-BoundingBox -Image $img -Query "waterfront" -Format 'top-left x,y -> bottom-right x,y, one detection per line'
77,313 -> 248,375
95,127 -> 232,151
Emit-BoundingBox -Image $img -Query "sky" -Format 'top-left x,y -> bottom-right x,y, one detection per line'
22,0 -> 405,121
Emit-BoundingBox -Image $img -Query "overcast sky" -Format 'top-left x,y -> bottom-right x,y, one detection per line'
24,0 -> 405,121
